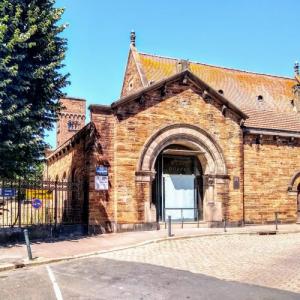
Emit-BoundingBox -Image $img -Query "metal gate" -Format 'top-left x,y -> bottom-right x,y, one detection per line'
0,179 -> 87,229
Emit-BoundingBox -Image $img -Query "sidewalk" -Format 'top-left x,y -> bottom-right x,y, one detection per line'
1,223 -> 300,272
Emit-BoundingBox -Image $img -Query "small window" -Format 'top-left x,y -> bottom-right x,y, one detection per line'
67,120 -> 80,131
67,120 -> 73,130
128,79 -> 134,91
257,95 -> 264,102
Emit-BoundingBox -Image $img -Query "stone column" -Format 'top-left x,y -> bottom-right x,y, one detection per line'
203,175 -> 226,226
135,171 -> 156,223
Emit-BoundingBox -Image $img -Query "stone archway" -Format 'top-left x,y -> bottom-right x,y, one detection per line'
288,171 -> 300,192
135,124 -> 228,225
287,171 -> 300,222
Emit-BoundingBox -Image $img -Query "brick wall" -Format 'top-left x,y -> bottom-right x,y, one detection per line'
244,134 -> 300,223
46,137 -> 88,182
89,107 -> 116,232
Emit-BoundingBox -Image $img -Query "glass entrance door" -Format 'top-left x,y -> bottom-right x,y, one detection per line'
163,174 -> 196,220
161,155 -> 198,221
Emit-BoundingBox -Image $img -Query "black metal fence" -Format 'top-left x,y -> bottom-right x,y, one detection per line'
0,179 -> 86,229
163,208 -> 202,228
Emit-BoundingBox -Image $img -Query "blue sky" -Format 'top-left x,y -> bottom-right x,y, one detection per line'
47,0 -> 300,148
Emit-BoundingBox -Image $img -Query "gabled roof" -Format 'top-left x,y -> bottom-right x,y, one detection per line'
92,45 -> 300,135
111,69 -> 248,120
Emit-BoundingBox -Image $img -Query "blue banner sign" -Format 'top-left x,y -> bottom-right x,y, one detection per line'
96,165 -> 108,176
0,188 -> 16,197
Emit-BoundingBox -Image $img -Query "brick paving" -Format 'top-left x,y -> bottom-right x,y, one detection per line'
100,233 -> 300,293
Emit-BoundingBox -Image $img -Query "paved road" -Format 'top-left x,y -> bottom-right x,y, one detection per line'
1,233 -> 300,299
101,232 -> 300,294
1,257 -> 299,300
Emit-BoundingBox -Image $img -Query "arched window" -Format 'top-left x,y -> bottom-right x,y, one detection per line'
67,120 -> 80,131
67,120 -> 73,130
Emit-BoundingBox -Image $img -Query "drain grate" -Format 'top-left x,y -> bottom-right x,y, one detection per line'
258,231 -> 277,235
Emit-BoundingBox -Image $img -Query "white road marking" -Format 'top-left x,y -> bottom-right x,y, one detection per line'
46,266 -> 63,300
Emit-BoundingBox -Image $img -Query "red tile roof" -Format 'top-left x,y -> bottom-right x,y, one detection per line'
134,51 -> 300,133
139,53 -> 297,113
244,109 -> 300,132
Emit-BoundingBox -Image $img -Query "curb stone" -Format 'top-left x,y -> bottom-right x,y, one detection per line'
1,229 -> 300,273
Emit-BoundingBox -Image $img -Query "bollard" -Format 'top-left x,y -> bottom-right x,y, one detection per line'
23,229 -> 33,260
181,209 -> 184,229
168,216 -> 172,237
224,217 -> 227,233
275,212 -> 278,230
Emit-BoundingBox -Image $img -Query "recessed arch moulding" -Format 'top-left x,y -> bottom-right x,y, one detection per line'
135,124 -> 229,225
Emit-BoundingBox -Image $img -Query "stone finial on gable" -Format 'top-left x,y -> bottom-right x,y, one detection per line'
294,61 -> 299,76
292,62 -> 300,112
130,30 -> 136,47
176,59 -> 190,72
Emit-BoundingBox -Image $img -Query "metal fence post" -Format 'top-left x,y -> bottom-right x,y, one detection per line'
54,181 -> 58,234
168,215 -> 172,237
224,217 -> 227,232
23,229 -> 33,260
18,179 -> 21,228
275,212 -> 278,230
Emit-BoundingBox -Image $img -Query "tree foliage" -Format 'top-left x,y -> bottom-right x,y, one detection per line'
0,0 -> 69,178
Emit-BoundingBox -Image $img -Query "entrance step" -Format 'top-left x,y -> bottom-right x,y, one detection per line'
159,221 -> 208,229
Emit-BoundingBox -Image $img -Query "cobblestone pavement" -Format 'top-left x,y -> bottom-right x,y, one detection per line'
100,233 -> 300,294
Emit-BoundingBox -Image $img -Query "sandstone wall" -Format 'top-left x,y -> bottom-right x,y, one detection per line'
109,82 -> 244,225
89,108 -> 116,232
244,134 -> 300,223
46,138 -> 87,182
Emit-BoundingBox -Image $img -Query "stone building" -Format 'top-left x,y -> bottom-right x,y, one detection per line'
45,33 -> 300,233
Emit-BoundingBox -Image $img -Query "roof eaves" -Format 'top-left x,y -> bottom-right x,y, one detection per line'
89,104 -> 112,113
46,122 -> 94,160
61,96 -> 86,102
244,127 -> 300,138
112,70 -> 186,108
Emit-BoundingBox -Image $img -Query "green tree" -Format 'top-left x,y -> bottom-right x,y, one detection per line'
0,0 -> 69,178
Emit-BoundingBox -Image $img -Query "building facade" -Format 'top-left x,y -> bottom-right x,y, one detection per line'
45,34 -> 300,233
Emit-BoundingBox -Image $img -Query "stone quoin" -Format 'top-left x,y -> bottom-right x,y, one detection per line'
45,32 -> 300,233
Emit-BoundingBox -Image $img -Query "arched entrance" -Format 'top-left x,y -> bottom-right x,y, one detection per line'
288,171 -> 300,223
152,145 -> 203,221
136,124 -> 228,224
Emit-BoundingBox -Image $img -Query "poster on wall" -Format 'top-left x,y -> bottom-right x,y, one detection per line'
95,175 -> 109,190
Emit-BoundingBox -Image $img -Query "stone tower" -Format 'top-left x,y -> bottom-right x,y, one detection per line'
56,97 -> 86,147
